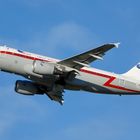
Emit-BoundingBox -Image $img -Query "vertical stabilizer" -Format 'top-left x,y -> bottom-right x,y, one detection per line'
123,63 -> 140,81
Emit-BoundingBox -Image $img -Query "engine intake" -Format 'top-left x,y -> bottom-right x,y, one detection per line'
15,80 -> 43,95
33,61 -> 63,75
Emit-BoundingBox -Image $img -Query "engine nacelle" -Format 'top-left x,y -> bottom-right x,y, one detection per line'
15,80 -> 42,95
33,61 -> 62,75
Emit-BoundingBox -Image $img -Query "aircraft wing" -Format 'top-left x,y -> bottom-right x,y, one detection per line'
58,43 -> 119,69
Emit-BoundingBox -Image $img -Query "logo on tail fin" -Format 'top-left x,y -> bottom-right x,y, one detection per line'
137,64 -> 140,69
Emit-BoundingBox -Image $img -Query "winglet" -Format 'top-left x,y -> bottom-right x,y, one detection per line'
114,43 -> 120,48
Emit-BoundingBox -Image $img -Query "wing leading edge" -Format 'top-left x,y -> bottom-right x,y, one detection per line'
58,43 -> 119,69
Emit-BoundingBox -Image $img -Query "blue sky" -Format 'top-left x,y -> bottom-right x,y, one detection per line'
0,0 -> 140,140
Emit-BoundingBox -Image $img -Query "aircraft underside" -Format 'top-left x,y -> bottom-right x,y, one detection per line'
0,43 -> 140,105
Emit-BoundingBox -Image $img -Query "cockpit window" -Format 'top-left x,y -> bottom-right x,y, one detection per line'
17,50 -> 23,53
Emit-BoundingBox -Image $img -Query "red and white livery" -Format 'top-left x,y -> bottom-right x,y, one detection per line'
0,43 -> 140,105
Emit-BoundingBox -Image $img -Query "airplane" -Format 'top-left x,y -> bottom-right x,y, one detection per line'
0,43 -> 140,105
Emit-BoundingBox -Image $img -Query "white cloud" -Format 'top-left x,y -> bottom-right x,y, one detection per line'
13,22 -> 99,59
1,22 -> 99,58
46,22 -> 97,51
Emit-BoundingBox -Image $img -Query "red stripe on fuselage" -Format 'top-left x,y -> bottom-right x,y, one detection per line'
0,51 -> 50,62
0,50 -> 140,93
80,69 -> 140,93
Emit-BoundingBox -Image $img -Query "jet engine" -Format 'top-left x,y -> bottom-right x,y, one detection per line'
32,60 -> 63,75
15,80 -> 43,95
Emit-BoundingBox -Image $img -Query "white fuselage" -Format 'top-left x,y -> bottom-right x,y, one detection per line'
0,46 -> 140,95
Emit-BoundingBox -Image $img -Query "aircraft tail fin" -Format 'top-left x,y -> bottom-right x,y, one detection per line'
123,63 -> 140,81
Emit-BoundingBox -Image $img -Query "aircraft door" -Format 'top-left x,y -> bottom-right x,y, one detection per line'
119,79 -> 125,87
0,47 -> 4,58
0,47 -> 6,57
